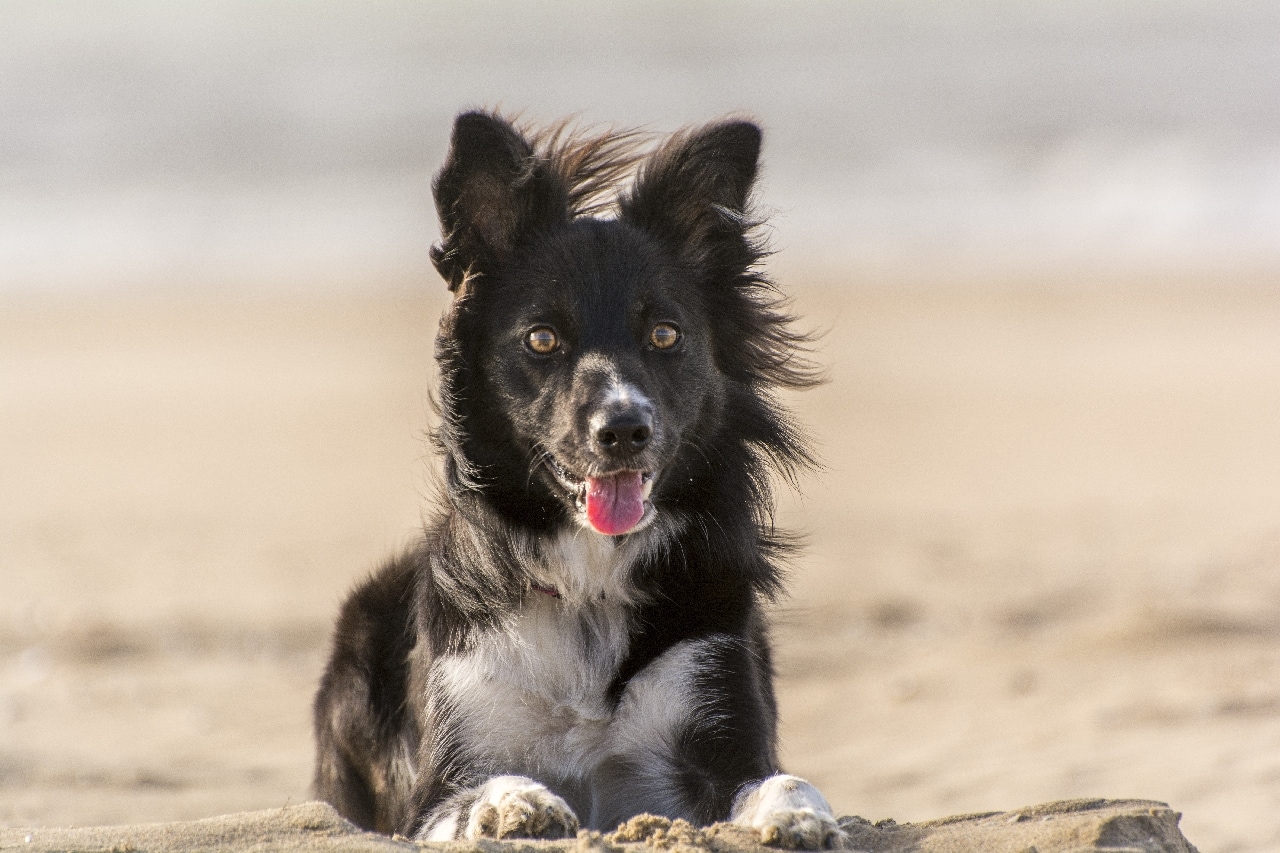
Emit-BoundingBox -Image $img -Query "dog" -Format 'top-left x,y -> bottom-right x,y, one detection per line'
312,110 -> 842,848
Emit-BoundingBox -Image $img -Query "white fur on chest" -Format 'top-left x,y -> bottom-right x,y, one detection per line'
438,594 -> 627,781
433,527 -> 700,798
525,526 -> 648,606
438,529 -> 638,781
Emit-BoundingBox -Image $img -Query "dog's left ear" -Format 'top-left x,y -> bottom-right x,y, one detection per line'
620,120 -> 761,264
430,111 -> 568,291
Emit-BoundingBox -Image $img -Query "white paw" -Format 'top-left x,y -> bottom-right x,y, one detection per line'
731,774 -> 845,850
462,775 -> 580,840
752,807 -> 845,850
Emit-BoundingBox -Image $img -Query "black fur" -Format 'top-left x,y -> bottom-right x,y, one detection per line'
313,111 -> 818,839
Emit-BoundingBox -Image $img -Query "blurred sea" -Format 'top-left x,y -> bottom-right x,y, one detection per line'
2,0 -> 1279,291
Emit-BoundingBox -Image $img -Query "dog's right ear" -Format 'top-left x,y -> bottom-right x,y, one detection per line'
430,112 -> 568,291
620,119 -> 762,268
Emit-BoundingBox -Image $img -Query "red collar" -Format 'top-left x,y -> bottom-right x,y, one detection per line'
531,582 -> 561,599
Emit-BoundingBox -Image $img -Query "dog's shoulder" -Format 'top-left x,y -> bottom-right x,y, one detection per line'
318,551 -> 420,705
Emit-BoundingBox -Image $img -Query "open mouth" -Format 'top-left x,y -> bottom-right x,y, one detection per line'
546,457 -> 656,536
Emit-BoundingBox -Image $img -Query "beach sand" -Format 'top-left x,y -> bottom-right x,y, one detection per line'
2,277 -> 1278,850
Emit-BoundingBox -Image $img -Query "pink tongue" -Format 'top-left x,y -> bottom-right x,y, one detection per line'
585,471 -> 646,535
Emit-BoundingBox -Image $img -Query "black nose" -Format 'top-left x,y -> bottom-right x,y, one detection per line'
592,408 -> 653,455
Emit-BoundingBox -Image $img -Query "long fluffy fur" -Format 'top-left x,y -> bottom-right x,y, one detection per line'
312,110 -> 834,845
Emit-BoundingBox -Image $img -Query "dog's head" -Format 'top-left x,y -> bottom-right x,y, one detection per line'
430,112 -> 813,539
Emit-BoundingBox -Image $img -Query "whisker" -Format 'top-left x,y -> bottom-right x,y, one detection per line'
527,445 -> 553,489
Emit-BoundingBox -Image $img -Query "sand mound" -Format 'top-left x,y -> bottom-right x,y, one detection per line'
0,799 -> 1197,853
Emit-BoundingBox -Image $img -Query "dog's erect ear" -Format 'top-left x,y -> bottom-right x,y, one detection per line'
430,112 -> 568,291
621,120 -> 761,261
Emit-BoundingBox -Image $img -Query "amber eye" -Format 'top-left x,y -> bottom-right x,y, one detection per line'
526,326 -> 560,354
650,322 -> 681,350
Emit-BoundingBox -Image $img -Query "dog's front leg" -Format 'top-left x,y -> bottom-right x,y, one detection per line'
404,684 -> 581,841
602,635 -> 844,849
415,775 -> 580,841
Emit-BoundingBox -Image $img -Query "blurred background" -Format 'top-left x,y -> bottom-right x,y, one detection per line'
2,2 -> 1279,851
6,0 -> 1280,291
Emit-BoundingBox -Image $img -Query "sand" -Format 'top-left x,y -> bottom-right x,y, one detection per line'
2,278 -> 1278,850
0,798 -> 1197,852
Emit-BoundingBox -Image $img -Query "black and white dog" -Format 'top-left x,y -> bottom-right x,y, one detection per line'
312,111 -> 841,848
